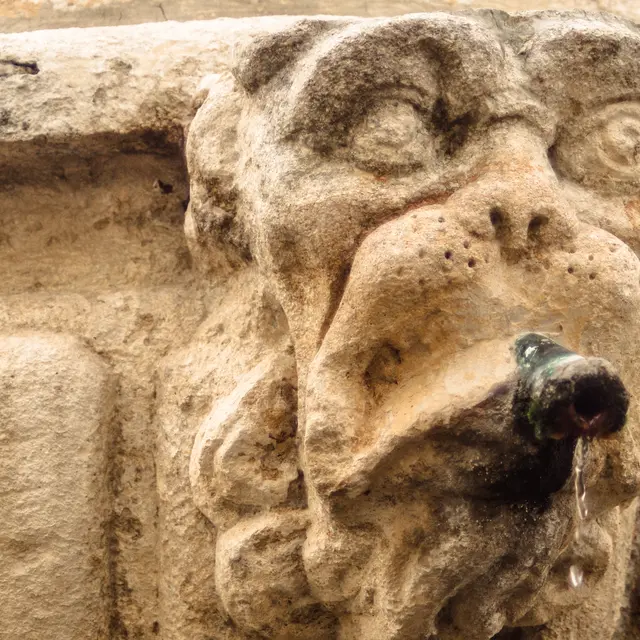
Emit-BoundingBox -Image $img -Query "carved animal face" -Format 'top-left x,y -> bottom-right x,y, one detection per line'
187,12 -> 640,639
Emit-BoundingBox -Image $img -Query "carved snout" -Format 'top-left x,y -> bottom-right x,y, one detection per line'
514,333 -> 629,442
448,124 -> 577,256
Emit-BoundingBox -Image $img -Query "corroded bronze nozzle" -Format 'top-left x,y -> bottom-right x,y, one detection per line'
514,333 -> 629,442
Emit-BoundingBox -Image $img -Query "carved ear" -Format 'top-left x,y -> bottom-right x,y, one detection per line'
232,18 -> 349,93
185,72 -> 248,273
189,352 -> 299,529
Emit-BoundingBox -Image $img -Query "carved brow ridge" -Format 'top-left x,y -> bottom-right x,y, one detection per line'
283,15 -> 509,141
525,22 -> 640,106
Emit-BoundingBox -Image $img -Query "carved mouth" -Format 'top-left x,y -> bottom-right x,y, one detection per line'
306,333 -> 581,503
304,326 -> 626,639
305,336 -> 522,498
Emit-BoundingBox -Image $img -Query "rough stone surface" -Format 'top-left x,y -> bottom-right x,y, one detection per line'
186,11 -> 640,640
2,0 -> 640,34
0,334 -> 113,640
1,10 -> 640,640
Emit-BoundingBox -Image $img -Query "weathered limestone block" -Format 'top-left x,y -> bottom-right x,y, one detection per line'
0,17 -> 298,159
0,141 -> 207,639
0,334 -> 113,640
2,0 -> 640,34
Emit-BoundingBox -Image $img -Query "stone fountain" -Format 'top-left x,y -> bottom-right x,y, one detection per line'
1,9 -> 639,640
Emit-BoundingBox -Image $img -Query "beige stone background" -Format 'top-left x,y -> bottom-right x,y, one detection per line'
0,0 -> 637,32
0,2 -> 639,640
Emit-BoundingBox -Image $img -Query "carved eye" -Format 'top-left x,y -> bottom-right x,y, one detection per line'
557,102 -> 640,189
348,100 -> 436,174
599,112 -> 640,169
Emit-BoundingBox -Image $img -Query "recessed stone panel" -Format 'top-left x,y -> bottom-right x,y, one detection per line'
0,334 -> 113,640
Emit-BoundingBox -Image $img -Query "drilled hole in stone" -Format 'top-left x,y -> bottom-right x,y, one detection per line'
589,273 -> 597,280
568,267 -> 575,274
527,214 -> 549,240
489,207 -> 504,228
444,250 -> 453,260
468,258 -> 476,268
438,216 -> 445,223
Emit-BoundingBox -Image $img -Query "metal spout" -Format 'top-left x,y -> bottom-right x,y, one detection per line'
514,333 -> 629,442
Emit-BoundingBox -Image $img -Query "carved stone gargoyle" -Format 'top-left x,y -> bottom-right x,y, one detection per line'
186,12 -> 640,640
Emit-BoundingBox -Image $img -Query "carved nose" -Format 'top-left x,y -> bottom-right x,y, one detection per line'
451,124 -> 576,257
483,168 -> 570,259
514,333 -> 629,442
488,198 -> 555,255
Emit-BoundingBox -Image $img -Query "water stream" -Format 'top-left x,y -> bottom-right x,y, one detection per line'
568,436 -> 589,589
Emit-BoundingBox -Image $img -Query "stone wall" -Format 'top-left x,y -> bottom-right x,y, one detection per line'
0,0 -> 639,33
1,9 -> 640,640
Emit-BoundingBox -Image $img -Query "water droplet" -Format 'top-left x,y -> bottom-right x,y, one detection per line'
569,564 -> 584,588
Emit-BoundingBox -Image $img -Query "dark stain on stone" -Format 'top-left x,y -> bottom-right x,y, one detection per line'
0,59 -> 39,77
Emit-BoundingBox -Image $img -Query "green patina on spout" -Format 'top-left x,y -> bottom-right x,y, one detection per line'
513,333 -> 629,442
